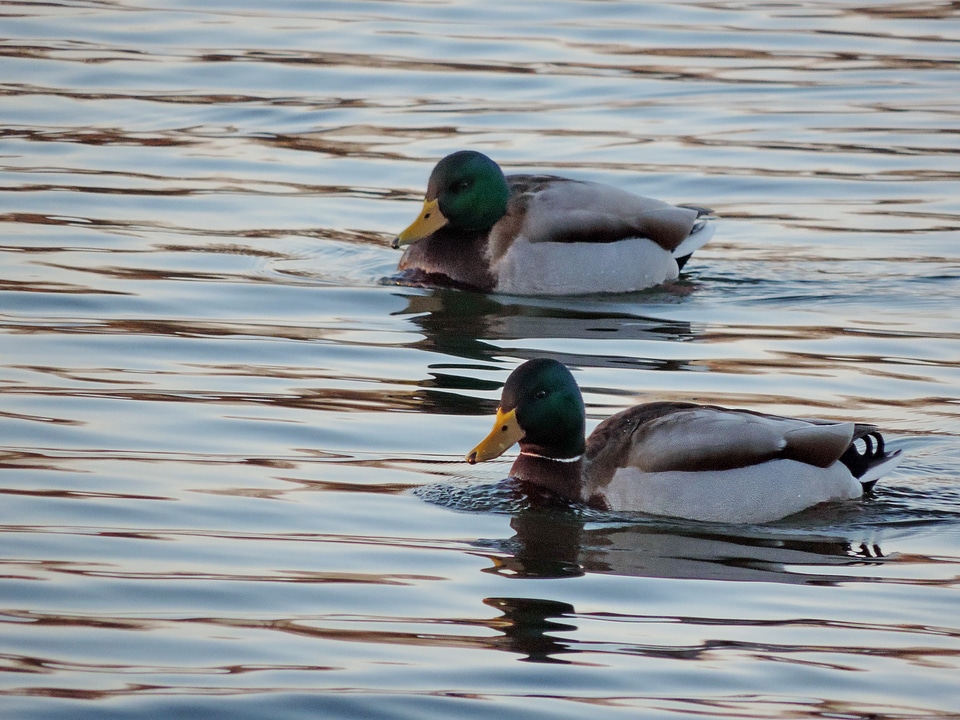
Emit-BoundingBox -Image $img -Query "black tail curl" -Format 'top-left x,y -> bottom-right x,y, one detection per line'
839,430 -> 889,491
675,206 -> 714,271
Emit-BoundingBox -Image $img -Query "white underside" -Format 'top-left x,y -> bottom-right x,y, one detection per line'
492,236 -> 680,296
600,459 -> 863,524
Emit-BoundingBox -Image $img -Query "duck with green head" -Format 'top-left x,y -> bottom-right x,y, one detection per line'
466,359 -> 904,523
391,151 -> 715,295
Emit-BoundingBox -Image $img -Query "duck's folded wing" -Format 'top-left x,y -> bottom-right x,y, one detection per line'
509,176 -> 701,251
592,406 -> 856,474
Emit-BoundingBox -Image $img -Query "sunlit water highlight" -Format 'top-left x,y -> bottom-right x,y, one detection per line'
1,1 -> 959,718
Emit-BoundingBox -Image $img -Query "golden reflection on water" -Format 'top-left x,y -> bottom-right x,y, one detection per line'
2,1 -> 960,718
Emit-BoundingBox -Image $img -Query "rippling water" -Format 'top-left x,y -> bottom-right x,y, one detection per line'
2,1 -> 959,718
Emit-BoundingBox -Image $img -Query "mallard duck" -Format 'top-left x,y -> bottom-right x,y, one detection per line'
466,359 -> 904,523
391,151 -> 715,295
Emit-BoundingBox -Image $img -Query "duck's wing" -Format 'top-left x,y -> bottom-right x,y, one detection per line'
585,402 -> 856,480
500,175 -> 704,252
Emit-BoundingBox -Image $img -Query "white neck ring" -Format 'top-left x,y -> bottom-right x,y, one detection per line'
519,451 -> 582,463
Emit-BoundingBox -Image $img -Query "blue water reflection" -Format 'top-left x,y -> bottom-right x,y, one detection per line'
2,1 -> 960,718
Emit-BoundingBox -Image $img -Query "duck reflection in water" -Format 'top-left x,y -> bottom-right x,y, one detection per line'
393,287 -> 697,367
478,508 -> 888,585
470,510 -> 890,665
483,597 -> 579,664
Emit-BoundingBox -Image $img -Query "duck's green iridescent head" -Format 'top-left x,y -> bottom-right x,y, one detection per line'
393,151 -> 511,248
466,358 -> 587,464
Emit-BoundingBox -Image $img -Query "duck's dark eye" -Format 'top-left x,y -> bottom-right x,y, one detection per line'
451,179 -> 471,192
534,389 -> 548,400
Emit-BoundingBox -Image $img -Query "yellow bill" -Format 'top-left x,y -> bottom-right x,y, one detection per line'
391,198 -> 448,248
466,407 -> 524,464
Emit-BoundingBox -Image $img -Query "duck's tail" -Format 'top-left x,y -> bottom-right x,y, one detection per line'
839,428 -> 904,492
674,206 -> 716,270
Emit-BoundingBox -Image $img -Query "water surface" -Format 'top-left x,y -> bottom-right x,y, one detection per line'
2,1 -> 959,718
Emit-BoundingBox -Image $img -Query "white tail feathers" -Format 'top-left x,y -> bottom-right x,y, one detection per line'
859,449 -> 905,486
672,216 -> 715,260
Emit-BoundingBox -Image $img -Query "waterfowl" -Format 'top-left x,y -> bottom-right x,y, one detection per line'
466,359 -> 903,523
391,151 -> 715,295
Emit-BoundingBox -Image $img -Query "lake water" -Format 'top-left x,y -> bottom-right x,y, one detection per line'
2,1 -> 959,718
